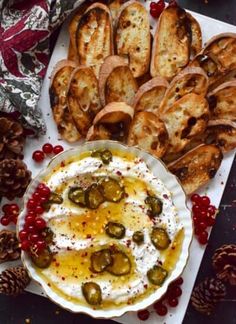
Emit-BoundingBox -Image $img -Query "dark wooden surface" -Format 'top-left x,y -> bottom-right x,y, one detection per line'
0,1 -> 235,323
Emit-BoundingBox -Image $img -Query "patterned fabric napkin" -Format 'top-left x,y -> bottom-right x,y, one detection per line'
0,0 -> 84,135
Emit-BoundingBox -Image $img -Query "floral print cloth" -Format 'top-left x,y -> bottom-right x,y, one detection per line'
0,0 -> 83,134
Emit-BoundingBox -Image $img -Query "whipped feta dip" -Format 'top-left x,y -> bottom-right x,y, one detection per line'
36,149 -> 183,309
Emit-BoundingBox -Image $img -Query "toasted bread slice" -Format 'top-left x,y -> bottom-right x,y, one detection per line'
76,3 -> 113,78
168,144 -> 223,195
207,81 -> 236,121
115,0 -> 151,78
67,66 -> 101,136
127,112 -> 169,158
99,55 -> 138,106
68,2 -> 90,62
187,13 -> 202,57
159,67 -> 208,114
86,124 -> 112,141
93,102 -> 134,141
49,60 -> 81,142
208,68 -> 236,92
132,77 -> 168,114
150,3 -> 191,80
163,93 -> 209,153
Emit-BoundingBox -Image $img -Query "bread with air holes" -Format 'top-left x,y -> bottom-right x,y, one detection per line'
76,2 -> 113,78
127,111 -> 169,158
67,66 -> 101,136
99,55 -> 138,106
115,0 -> 151,78
150,3 -> 191,80
207,81 -> 236,121
159,67 -> 208,114
132,77 -> 168,114
49,60 -> 81,142
168,144 -> 223,195
162,93 -> 209,154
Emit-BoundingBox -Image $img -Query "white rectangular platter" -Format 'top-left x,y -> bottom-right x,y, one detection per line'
0,2 -> 235,324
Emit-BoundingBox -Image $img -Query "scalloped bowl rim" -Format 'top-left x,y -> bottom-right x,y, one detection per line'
18,140 -> 193,319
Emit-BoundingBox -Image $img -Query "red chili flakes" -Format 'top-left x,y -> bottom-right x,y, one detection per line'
144,284 -> 148,289
60,161 -> 65,167
47,283 -> 51,287
86,234 -> 92,239
55,262 -> 60,267
61,277 -> 65,281
82,221 -> 86,226
126,240 -> 131,248
81,252 -> 88,257
116,171 -> 122,176
163,194 -> 168,199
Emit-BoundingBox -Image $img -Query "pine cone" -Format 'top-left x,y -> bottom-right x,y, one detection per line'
0,230 -> 20,263
0,117 -> 25,160
191,277 -> 226,315
0,266 -> 30,296
0,159 -> 31,200
212,244 -> 236,285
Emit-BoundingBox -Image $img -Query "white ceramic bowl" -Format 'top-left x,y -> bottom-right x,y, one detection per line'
18,140 -> 193,318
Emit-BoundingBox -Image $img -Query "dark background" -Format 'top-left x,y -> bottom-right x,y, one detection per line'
0,1 -> 236,323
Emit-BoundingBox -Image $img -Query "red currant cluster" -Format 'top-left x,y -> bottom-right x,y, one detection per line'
0,204 -> 19,226
150,0 -> 165,18
137,277 -> 183,321
191,194 -> 217,245
19,183 -> 50,252
32,143 -> 64,163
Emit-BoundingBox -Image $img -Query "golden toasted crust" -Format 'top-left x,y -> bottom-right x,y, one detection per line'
163,93 -> 209,153
49,60 -> 81,142
86,124 -> 111,141
187,13 -> 202,57
132,76 -> 168,114
207,81 -> 236,121
115,0 -> 151,78
108,0 -> 127,20
208,68 -> 236,92
168,144 -> 223,195
93,102 -> 134,141
67,66 -> 101,136
151,4 -> 191,80
76,3 -> 113,78
99,55 -> 137,106
159,67 -> 208,114
127,112 -> 169,158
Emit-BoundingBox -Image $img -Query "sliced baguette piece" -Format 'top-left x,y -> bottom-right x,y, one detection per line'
127,112 -> 169,158
76,2 -> 113,78
208,68 -> 236,92
115,0 -> 151,78
162,93 -> 209,153
108,0 -> 127,20
207,81 -> 236,121
86,125 -> 112,141
99,55 -> 138,106
150,3 -> 191,80
132,77 -> 168,114
49,60 -> 81,142
67,66 -> 102,136
159,67 -> 208,114
93,102 -> 134,141
187,13 -> 202,57
168,144 -> 223,195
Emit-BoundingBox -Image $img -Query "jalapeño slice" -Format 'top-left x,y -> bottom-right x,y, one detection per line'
147,265 -> 168,285
82,282 -> 102,305
100,177 -> 124,203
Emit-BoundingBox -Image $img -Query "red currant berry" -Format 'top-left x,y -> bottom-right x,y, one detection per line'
201,196 -> 210,206
37,183 -> 46,191
155,303 -> 168,316
193,215 -> 200,225
39,196 -> 48,206
53,145 -> 64,155
12,216 -> 18,225
194,226 -> 202,236
0,216 -> 10,226
35,240 -> 46,251
42,143 -> 53,154
198,230 -> 208,245
9,204 -> 19,215
170,286 -> 182,298
30,233 -> 40,243
207,205 -> 216,216
32,191 -> 41,202
192,204 -> 201,215
174,277 -> 184,285
25,215 -> 35,226
35,205 -> 44,214
150,2 -> 157,9
25,225 -> 36,233
19,230 -> 28,241
34,217 -> 46,230
21,240 -> 31,251
168,297 -> 179,307
39,186 -> 51,197
32,150 -> 44,162
198,221 -> 207,231
191,193 -> 201,204
206,215 -> 216,227
2,204 -> 11,214
27,199 -> 37,211
137,309 -> 150,321
200,210 -> 207,220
